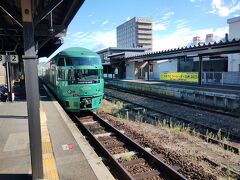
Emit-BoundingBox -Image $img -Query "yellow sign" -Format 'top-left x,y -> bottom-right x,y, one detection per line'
160,72 -> 198,83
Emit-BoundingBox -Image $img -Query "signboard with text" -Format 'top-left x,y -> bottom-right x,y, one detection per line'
10,55 -> 19,63
0,55 -> 19,64
0,55 -> 6,63
160,72 -> 198,83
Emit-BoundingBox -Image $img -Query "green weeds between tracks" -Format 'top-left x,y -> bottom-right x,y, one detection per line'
101,99 -> 232,150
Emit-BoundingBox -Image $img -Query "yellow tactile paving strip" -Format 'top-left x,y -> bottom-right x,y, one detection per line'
40,103 -> 59,180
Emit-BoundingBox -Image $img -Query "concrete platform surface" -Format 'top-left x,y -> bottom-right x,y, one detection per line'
0,85 -> 115,180
0,102 -> 31,180
42,86 -> 114,180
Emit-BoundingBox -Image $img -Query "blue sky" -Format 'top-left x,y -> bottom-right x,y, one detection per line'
40,0 -> 240,61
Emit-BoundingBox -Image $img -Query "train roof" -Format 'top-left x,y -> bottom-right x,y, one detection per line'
58,47 -> 99,58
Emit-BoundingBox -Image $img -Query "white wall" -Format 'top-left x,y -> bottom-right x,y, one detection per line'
153,59 -> 178,80
228,16 -> 240,40
0,62 -> 5,84
227,16 -> 240,72
228,54 -> 240,72
126,61 -> 136,80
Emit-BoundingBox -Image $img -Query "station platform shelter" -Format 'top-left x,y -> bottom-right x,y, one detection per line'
0,1 -> 99,179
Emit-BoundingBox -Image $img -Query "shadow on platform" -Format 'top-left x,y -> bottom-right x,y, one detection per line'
0,115 -> 28,119
0,174 -> 31,180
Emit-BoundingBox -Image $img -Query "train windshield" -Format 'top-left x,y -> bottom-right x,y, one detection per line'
66,57 -> 101,66
68,69 -> 102,84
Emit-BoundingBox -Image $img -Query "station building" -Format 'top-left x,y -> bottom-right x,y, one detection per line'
99,16 -> 240,85
97,47 -> 146,79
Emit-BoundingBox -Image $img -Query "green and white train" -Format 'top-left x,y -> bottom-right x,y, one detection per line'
41,47 -> 104,112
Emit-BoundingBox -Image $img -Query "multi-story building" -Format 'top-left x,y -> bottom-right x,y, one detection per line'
205,34 -> 214,44
192,36 -> 201,46
117,17 -> 152,51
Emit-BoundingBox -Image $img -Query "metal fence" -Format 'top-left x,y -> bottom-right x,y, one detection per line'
202,72 -> 240,85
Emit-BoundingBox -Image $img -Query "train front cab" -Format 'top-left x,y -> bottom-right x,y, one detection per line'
56,65 -> 104,112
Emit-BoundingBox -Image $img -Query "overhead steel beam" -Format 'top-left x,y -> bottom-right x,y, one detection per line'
35,25 -> 66,37
2,28 -> 22,48
0,1 -> 23,27
0,24 -> 65,37
38,37 -> 53,50
33,0 -> 63,26
62,0 -> 85,26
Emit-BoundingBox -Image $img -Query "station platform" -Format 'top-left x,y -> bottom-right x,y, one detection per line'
0,85 -> 114,179
120,79 -> 240,95
106,79 -> 240,112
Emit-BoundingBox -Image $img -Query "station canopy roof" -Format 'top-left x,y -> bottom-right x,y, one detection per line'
0,0 -> 84,57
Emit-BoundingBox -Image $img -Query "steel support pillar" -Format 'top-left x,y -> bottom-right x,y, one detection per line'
23,55 -> 43,179
107,65 -> 109,79
147,61 -> 150,81
198,55 -> 202,85
21,0 -> 43,179
5,57 -> 12,101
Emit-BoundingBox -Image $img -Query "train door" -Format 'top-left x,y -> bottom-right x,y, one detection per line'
50,62 -> 56,86
56,57 -> 65,95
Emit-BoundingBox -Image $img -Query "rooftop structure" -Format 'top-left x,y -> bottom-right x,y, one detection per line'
96,47 -> 146,63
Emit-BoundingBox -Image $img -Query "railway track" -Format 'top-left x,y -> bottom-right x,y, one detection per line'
104,95 -> 240,155
73,111 -> 187,180
105,85 -> 239,118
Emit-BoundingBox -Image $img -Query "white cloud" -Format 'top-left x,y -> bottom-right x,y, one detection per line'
190,0 -> 203,3
175,19 -> 188,29
153,23 -> 167,31
209,0 -> 240,17
101,20 -> 110,26
88,14 -> 93,17
63,29 -> 116,51
153,26 -> 228,51
162,11 -> 175,20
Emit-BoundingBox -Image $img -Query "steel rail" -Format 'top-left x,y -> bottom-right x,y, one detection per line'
74,111 -> 187,180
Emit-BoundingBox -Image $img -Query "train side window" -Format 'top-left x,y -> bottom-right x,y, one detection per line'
50,63 -> 56,70
65,57 -> 73,66
57,69 -> 65,80
58,58 -> 65,66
